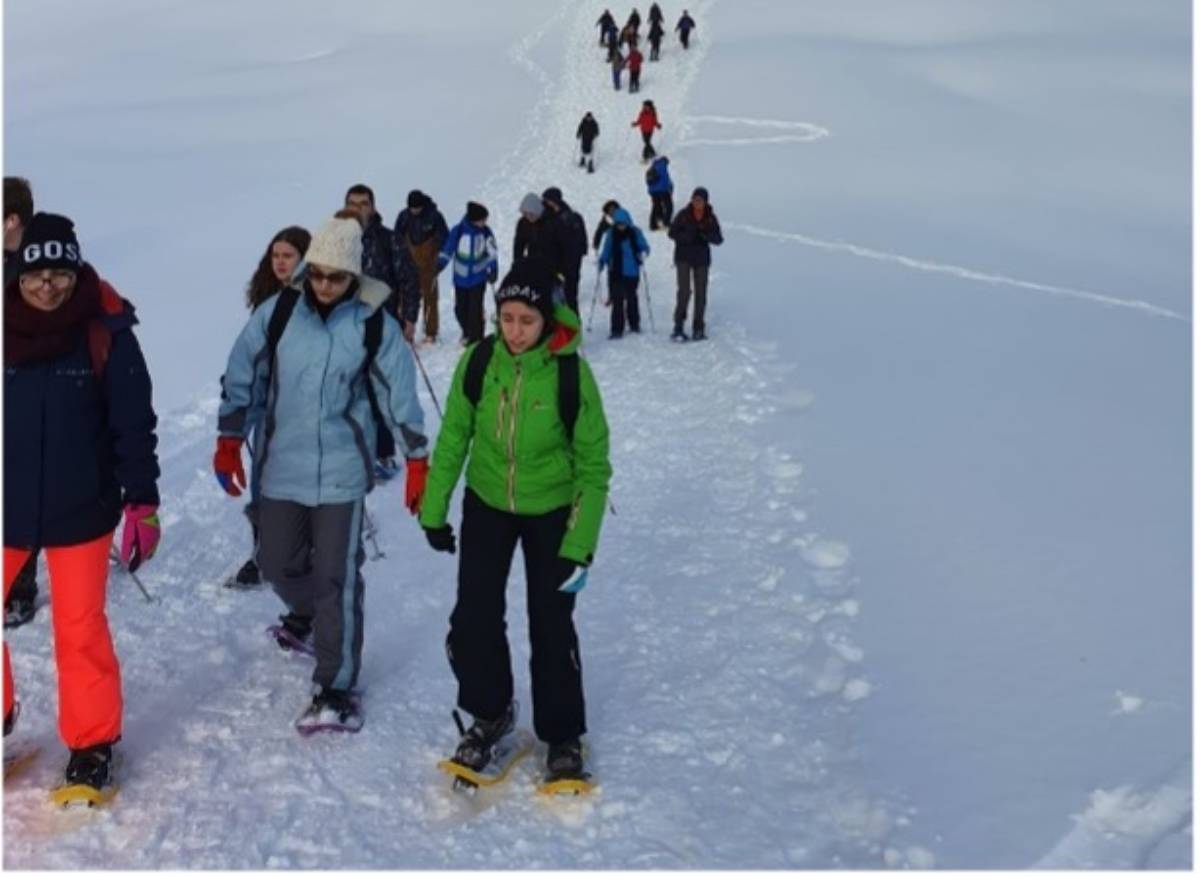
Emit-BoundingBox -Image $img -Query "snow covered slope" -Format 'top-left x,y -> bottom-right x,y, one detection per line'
3,0 -> 1190,869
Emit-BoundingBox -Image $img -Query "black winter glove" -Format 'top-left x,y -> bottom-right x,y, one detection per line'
424,524 -> 457,554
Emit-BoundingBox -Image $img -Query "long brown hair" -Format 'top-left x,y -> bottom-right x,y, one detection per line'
245,226 -> 311,309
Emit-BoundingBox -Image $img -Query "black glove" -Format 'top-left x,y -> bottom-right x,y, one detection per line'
424,524 -> 457,554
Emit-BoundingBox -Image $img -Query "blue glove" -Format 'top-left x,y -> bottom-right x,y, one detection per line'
557,561 -> 589,594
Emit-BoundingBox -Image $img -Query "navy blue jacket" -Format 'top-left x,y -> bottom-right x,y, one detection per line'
4,268 -> 160,547
362,213 -> 419,325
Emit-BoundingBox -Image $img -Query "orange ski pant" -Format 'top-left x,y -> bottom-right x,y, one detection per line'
3,532 -> 122,749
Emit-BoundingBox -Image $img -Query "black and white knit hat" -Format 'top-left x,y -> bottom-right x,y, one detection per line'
16,213 -> 83,274
494,258 -> 556,324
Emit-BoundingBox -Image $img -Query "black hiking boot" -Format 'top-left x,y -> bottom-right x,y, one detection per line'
4,594 -> 37,629
671,323 -> 689,342
227,557 -> 261,589
274,612 -> 313,653
546,737 -> 585,778
452,702 -> 516,772
65,743 -> 115,790
296,687 -> 363,733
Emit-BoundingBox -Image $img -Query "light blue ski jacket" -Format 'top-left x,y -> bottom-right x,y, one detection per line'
218,275 -> 428,507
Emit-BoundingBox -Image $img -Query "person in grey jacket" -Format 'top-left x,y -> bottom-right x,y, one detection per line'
215,216 -> 429,732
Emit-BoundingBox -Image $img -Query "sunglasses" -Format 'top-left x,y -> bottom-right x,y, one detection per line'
309,268 -> 352,286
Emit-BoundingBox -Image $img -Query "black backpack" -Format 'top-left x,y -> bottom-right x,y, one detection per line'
265,287 -> 384,384
462,335 -> 581,442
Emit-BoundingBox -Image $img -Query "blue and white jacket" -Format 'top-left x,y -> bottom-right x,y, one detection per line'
437,219 -> 499,289
218,276 -> 428,507
598,208 -> 651,279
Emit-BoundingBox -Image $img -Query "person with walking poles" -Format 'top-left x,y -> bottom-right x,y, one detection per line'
632,100 -> 662,162
598,207 -> 651,339
668,186 -> 723,341
4,212 -> 162,802
215,215 -> 429,734
418,257 -> 612,788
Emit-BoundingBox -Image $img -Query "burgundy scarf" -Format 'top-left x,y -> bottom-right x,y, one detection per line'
4,266 -> 101,367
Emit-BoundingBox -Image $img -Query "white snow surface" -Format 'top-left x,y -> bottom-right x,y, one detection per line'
3,0 -> 1191,869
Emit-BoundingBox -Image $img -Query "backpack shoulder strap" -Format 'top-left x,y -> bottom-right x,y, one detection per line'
464,335 -> 497,406
558,353 -> 580,444
363,307 -> 384,370
265,287 -> 300,374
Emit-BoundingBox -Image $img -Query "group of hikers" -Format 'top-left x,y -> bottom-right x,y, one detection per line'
598,4 -> 698,93
2,3 -> 724,797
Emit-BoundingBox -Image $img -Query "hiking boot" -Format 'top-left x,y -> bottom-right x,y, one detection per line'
671,324 -> 689,342
4,702 -> 19,737
296,687 -> 364,733
4,594 -> 37,629
692,328 -> 707,341
65,743 -> 114,790
546,738 -> 585,778
227,557 -> 261,589
452,702 -> 516,771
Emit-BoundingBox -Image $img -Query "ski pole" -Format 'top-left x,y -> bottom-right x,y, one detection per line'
363,508 -> 385,561
407,338 -> 444,420
587,269 -> 602,332
640,265 -> 656,333
109,546 -> 158,604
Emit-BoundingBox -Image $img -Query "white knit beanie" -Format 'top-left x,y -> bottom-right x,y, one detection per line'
304,217 -> 363,275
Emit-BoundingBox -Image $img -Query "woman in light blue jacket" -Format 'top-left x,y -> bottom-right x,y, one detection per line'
214,216 -> 429,734
437,201 -> 499,345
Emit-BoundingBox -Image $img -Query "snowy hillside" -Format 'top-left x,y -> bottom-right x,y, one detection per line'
3,0 -> 1191,869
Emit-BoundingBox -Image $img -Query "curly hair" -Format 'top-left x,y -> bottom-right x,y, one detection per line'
245,225 -> 311,309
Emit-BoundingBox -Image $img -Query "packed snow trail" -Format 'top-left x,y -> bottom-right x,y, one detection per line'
3,1 -> 929,867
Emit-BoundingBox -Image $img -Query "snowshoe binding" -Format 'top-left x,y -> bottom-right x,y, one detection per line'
295,687 -> 363,735
437,702 -> 533,791
266,612 -> 315,656
51,743 -> 119,807
538,738 -> 594,796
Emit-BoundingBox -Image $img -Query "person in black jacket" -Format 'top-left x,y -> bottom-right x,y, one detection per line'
648,2 -> 664,26
394,191 -> 449,344
668,187 -> 723,340
576,112 -> 600,174
4,213 -> 161,795
596,9 -> 617,46
346,185 -> 419,341
513,193 -> 565,286
2,177 -> 39,627
541,187 -> 589,314
648,17 -> 666,60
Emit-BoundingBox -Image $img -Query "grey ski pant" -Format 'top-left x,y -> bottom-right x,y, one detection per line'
674,262 -> 709,334
257,497 -> 366,691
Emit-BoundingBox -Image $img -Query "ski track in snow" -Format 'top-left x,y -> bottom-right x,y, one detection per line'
728,222 -> 1189,322
3,1 -> 930,868
677,114 -> 831,148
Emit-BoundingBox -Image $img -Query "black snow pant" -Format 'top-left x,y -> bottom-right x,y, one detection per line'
674,262 -> 710,335
609,271 -> 641,336
562,265 -> 582,314
447,488 -> 585,745
629,69 -> 641,92
6,552 -> 38,608
454,282 -> 487,344
579,139 -> 595,171
680,29 -> 692,49
649,192 -> 674,230
258,498 -> 366,692
650,39 -> 662,60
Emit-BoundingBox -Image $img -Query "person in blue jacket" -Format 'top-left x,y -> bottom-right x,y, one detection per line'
597,207 -> 650,339
4,212 -> 161,794
438,202 -> 499,345
214,215 -> 429,733
645,155 -> 674,231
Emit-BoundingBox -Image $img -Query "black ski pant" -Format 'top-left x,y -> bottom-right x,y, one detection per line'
447,488 -> 585,745
650,40 -> 661,60
680,29 -> 692,49
6,552 -> 38,607
453,282 -> 487,344
562,265 -> 582,314
649,192 -> 673,230
629,69 -> 641,92
674,262 -> 709,334
609,271 -> 641,336
258,498 -> 366,692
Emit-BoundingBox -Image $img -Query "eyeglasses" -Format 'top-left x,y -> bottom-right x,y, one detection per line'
309,268 -> 352,287
19,270 -> 76,291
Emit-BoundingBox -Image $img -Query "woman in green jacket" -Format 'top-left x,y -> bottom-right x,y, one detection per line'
419,258 -> 611,781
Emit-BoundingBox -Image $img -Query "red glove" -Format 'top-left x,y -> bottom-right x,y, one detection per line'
405,457 -> 429,515
213,436 -> 247,497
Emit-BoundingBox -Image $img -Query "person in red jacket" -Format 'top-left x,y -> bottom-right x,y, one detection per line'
627,46 -> 644,93
632,100 -> 661,161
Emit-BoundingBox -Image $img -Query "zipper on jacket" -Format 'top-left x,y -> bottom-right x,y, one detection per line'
496,388 -> 506,441
566,494 -> 582,533
506,362 -> 523,512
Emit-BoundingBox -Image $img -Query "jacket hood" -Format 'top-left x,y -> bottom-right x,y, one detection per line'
612,207 -> 634,226
357,275 -> 392,313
